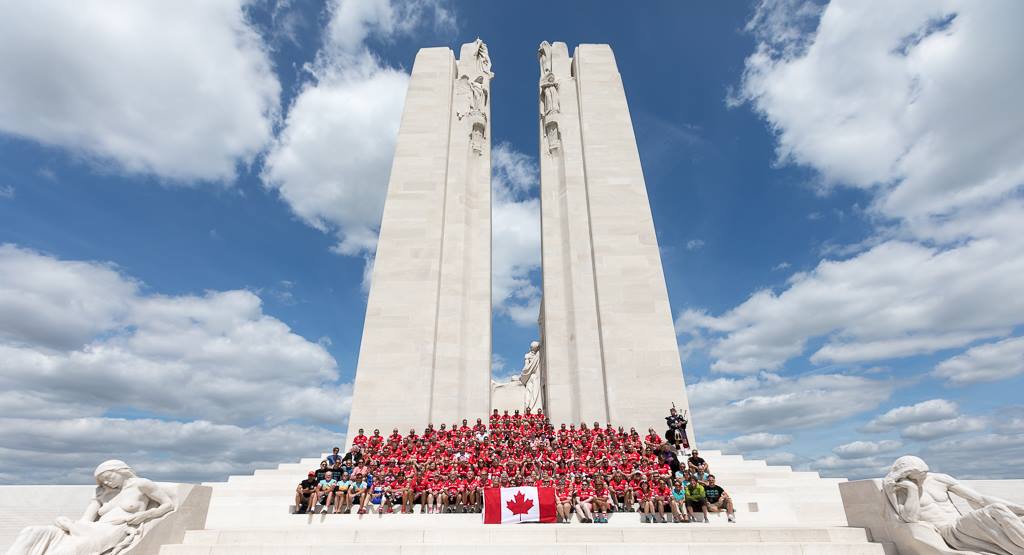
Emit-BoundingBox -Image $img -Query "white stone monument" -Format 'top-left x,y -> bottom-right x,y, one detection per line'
536,42 -> 694,439
346,41 -> 493,439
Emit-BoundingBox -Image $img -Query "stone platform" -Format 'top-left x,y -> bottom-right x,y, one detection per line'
157,450 -> 885,554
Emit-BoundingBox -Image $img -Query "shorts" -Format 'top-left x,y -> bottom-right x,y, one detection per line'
706,499 -> 727,510
686,500 -> 706,511
389,493 -> 403,503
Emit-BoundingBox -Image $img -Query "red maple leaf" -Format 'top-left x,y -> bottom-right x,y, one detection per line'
506,491 -> 534,519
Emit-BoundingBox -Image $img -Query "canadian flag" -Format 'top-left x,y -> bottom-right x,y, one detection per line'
483,486 -> 557,524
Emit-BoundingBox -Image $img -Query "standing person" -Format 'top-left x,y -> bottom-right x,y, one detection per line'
664,407 -> 689,451
294,471 -> 317,514
703,475 -> 736,523
684,480 -> 708,523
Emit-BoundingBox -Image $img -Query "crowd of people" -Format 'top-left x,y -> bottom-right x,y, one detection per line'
293,406 -> 736,524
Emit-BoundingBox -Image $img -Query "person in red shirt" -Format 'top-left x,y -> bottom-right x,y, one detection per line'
555,477 -> 574,523
592,477 -> 611,523
609,471 -> 634,512
644,428 -> 663,449
574,477 -> 596,523
352,428 -> 368,447
463,472 -> 480,512
636,480 -> 657,523
426,470 -> 444,514
368,429 -> 384,449
441,472 -> 461,513
651,476 -> 671,523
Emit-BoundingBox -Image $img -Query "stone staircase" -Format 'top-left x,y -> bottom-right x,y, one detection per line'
158,450 -> 886,554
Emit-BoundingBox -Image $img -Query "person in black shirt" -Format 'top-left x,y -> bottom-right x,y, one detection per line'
703,475 -> 735,522
313,460 -> 330,481
664,407 -> 689,450
687,450 -> 708,473
341,445 -> 363,469
294,471 -> 318,514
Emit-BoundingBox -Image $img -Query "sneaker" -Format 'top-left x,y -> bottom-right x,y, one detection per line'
728,515 -> 736,523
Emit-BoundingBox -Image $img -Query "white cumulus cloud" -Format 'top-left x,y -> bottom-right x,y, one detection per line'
0,245 -> 347,483
861,399 -> 959,432
688,371 -> 893,434
681,0 -> 1024,375
491,143 -> 541,326
933,336 -> 1024,386
832,440 -> 902,459
0,0 -> 280,181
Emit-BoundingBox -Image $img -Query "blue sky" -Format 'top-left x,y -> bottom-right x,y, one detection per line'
1,0 -> 1023,483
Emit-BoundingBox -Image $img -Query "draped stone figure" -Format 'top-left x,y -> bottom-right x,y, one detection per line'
519,340 -> 543,411
8,460 -> 175,555
473,37 -> 493,78
537,42 -> 561,153
882,455 -> 1024,555
538,41 -> 553,79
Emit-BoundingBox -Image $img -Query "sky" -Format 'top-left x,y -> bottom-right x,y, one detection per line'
0,0 -> 1022,484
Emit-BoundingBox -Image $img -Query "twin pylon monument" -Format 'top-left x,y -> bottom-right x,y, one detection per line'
346,39 -> 693,442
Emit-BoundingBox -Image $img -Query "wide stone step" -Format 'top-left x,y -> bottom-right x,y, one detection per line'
161,541 -> 884,554
180,526 -> 871,544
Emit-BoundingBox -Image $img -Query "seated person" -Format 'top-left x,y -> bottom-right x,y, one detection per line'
609,471 -> 633,512
315,471 -> 338,514
368,477 -> 386,514
644,428 -> 663,449
684,480 -> 708,523
326,446 -> 342,467
333,472 -> 352,514
352,428 -> 368,447
294,471 -> 317,514
687,449 -> 708,473
669,479 -> 689,522
313,460 -> 330,481
341,445 -> 363,470
703,475 -> 735,523
347,472 -> 368,514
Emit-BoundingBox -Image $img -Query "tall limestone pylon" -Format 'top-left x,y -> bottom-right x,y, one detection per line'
537,42 -> 695,441
346,41 -> 493,440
